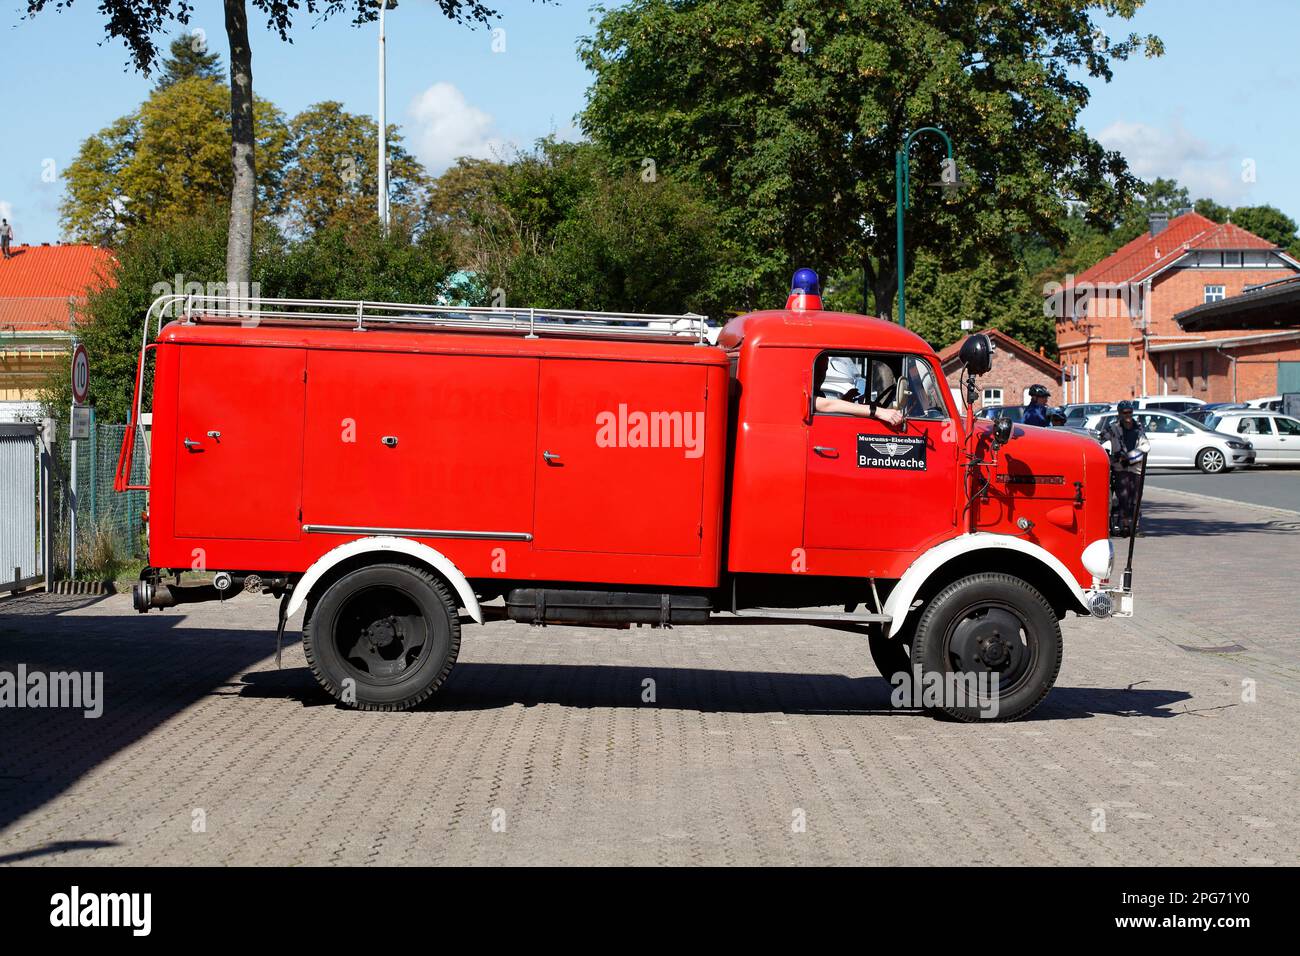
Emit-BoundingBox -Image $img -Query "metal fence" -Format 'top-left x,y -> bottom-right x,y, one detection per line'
48,420 -> 148,579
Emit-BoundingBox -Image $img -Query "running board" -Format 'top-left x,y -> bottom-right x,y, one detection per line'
713,608 -> 891,625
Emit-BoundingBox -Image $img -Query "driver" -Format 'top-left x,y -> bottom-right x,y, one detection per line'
812,354 -> 903,427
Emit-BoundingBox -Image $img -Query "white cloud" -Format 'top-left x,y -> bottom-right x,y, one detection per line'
1097,119 -> 1251,205
407,82 -> 509,174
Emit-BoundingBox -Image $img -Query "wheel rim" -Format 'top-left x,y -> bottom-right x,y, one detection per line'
333,585 -> 431,685
942,600 -> 1037,700
1202,449 -> 1225,472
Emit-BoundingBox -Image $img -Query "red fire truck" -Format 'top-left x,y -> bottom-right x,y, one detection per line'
116,273 -> 1132,720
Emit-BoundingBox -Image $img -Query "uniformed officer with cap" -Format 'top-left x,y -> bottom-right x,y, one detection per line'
1101,400 -> 1148,536
1022,384 -> 1052,427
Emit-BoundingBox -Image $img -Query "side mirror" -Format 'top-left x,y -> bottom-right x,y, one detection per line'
959,332 -> 994,376
993,416 -> 1014,447
896,375 -> 912,426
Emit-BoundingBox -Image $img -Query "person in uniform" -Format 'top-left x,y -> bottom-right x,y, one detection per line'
1022,384 -> 1051,426
1101,400 -> 1147,536
1048,406 -> 1068,427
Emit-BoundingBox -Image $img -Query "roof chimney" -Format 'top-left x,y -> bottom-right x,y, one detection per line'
1148,213 -> 1169,237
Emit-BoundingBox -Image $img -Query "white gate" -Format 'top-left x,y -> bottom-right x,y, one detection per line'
0,423 -> 49,592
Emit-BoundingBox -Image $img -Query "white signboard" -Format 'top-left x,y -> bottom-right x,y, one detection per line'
70,404 -> 92,441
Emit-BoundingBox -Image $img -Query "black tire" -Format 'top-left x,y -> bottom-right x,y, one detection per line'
867,622 -> 912,684
1196,447 -> 1227,474
302,563 -> 460,711
909,573 -> 1062,722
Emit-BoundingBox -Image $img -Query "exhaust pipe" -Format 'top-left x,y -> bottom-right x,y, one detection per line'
133,580 -> 224,612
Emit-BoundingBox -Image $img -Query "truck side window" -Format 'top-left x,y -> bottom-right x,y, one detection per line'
811,352 -> 948,419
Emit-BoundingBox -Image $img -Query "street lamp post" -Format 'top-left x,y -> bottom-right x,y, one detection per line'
894,126 -> 956,328
377,0 -> 390,232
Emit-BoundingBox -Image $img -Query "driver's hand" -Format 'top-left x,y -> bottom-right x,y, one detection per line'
875,407 -> 904,429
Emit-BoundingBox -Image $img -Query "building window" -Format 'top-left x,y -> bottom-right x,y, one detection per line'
1204,285 -> 1226,303
1199,252 -> 1222,268
1106,343 -> 1129,357
982,387 -> 1003,406
1223,251 -> 1241,267
1243,251 -> 1267,268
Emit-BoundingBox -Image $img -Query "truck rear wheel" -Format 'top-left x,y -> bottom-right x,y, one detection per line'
302,563 -> 460,711
909,573 -> 1061,722
867,623 -> 911,684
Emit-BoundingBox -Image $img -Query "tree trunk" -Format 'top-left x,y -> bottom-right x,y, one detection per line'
224,0 -> 255,287
873,269 -> 897,323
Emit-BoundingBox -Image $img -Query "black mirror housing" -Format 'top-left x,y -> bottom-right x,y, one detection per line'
993,416 -> 1014,446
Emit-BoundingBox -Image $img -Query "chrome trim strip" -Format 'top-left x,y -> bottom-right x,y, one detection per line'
303,524 -> 532,542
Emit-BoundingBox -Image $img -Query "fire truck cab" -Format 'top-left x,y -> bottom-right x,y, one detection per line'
117,275 -> 1132,721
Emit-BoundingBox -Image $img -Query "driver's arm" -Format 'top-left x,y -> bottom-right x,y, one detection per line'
814,396 -> 903,427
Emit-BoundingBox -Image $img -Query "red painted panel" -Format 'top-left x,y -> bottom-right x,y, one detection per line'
534,359 -> 707,556
804,415 -> 958,552
300,350 -> 539,535
173,345 -> 306,541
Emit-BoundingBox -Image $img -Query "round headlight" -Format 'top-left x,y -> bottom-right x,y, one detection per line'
1082,539 -> 1114,579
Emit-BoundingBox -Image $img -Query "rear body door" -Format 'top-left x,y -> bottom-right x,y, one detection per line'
532,358 -> 707,556
173,344 -> 306,541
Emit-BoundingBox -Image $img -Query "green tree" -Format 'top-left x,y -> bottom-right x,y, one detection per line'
60,76 -> 288,245
580,0 -> 1161,317
428,140 -> 731,317
1230,205 -> 1298,251
155,32 -> 224,88
276,102 -> 426,236
26,0 -> 501,285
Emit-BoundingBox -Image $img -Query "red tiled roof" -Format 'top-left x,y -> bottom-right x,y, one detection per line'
0,244 -> 115,331
1066,212 -> 1276,290
937,328 -> 1061,375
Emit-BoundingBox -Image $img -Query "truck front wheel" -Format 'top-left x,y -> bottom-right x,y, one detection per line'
303,563 -> 461,711
909,573 -> 1062,722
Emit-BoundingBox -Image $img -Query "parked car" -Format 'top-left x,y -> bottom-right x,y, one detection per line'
1091,409 -> 1255,473
1245,395 -> 1283,412
1185,402 -> 1248,423
975,404 -> 1026,423
1204,410 -> 1300,464
1131,395 -> 1207,414
1061,402 -> 1112,427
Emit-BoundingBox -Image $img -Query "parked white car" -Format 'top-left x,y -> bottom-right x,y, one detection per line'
1131,395 -> 1207,414
1244,395 -> 1283,412
1090,409 -> 1255,473
1204,410 -> 1300,464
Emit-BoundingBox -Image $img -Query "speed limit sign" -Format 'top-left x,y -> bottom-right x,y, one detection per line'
71,343 -> 90,405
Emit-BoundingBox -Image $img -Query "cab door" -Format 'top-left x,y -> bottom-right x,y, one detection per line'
1272,415 -> 1300,462
804,353 -> 958,551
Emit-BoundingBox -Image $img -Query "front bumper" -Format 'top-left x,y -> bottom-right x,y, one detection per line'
1231,450 -> 1255,465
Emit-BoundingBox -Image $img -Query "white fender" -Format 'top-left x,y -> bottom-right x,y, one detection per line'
286,536 -> 483,624
882,533 -> 1088,637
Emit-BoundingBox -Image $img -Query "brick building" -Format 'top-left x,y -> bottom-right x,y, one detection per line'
0,243 -> 114,418
1052,210 -> 1300,403
938,328 -> 1061,410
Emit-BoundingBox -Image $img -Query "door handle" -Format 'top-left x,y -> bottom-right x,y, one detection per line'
813,445 -> 838,457
183,437 -> 202,450
542,450 -> 561,464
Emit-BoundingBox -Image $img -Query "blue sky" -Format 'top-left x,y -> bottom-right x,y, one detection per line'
2,0 -> 1298,244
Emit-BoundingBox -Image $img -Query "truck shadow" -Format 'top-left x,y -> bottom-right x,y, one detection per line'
242,662 -> 1193,722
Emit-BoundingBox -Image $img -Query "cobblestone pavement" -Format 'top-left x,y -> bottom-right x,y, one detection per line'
1,488 -> 1297,866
